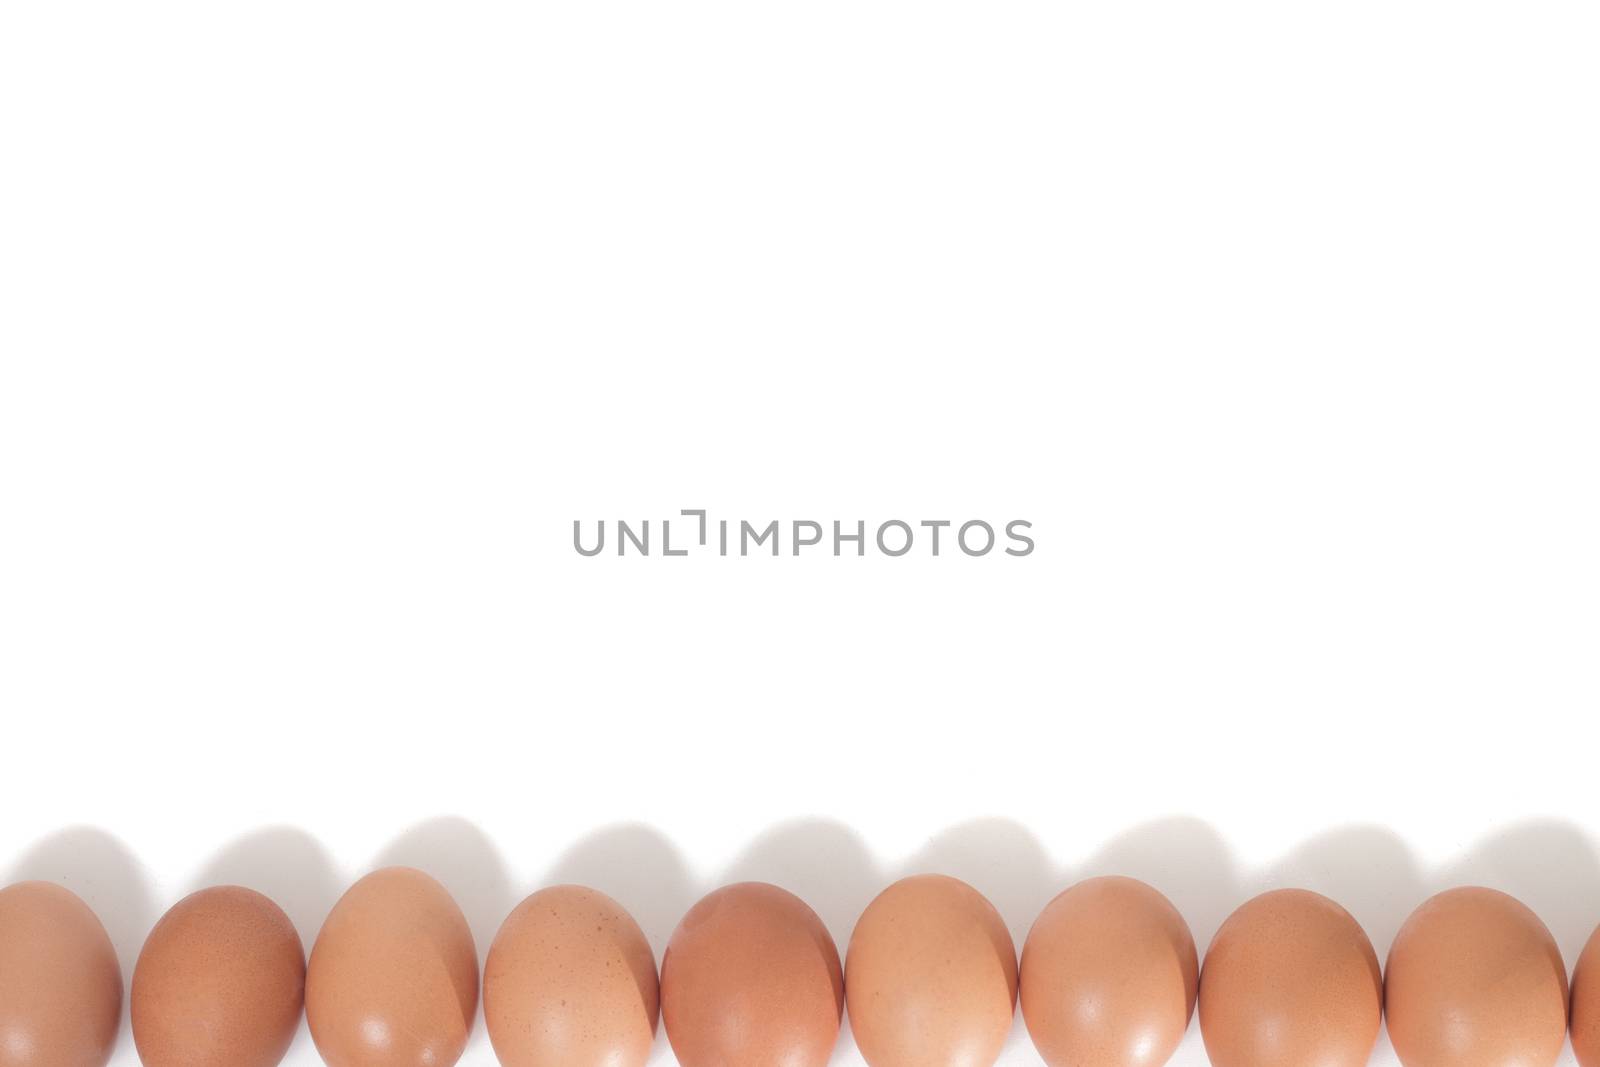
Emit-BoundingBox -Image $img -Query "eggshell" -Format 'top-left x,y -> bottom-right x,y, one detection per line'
1573,924 -> 1600,1067
1199,888 -> 1381,1067
0,881 -> 123,1067
131,886 -> 305,1067
660,882 -> 843,1067
845,874 -> 1018,1067
1020,876 -> 1197,1067
305,867 -> 478,1067
483,885 -> 659,1067
1385,887 -> 1567,1067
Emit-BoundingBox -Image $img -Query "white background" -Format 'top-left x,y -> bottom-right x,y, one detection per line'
2,2 -> 1598,1066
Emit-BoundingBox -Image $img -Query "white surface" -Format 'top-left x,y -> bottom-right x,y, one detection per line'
2,2 -> 1598,1066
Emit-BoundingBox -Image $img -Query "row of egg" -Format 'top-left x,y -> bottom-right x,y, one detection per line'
4,870 -> 1600,1067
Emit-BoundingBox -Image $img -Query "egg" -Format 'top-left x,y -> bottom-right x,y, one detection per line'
484,885 -> 659,1067
0,881 -> 123,1067
1573,923 -> 1600,1067
845,874 -> 1018,1067
131,886 -> 304,1067
1199,888 -> 1381,1067
1020,876 -> 1197,1067
661,882 -> 843,1067
305,867 -> 478,1067
1385,887 -> 1567,1067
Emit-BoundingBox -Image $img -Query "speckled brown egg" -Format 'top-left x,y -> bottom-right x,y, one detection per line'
1385,887 -> 1567,1067
131,886 -> 304,1067
305,867 -> 478,1067
1573,924 -> 1600,1067
1199,888 -> 1381,1067
0,881 -> 122,1067
1020,876 -> 1197,1067
661,882 -> 843,1067
846,874 -> 1017,1067
483,885 -> 659,1067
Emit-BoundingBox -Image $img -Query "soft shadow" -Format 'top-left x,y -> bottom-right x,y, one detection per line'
543,822 -> 696,959
191,826 -> 342,949
6,826 -> 156,1048
375,816 -> 517,961
831,1011 -> 862,1067
904,818 -> 1057,950
1083,816 -> 1240,951
1449,818 -> 1600,967
900,819 -> 1055,1064
191,829 -> 338,1067
533,828 -> 678,1064
722,819 -> 881,952
721,821 -> 875,1067
1269,824 -> 1425,958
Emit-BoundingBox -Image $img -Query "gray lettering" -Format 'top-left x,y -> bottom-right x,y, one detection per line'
958,519 -> 995,556
834,520 -> 865,556
573,520 -> 605,556
1005,519 -> 1035,556
793,520 -> 823,555
876,520 -> 913,556
662,520 -> 687,556
682,508 -> 708,545
741,519 -> 779,556
618,519 -> 649,556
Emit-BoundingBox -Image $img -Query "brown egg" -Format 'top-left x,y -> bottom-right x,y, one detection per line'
661,882 -> 843,1067
1573,924 -> 1600,1067
1199,888 -> 1381,1067
305,867 -> 478,1067
1385,887 -> 1567,1067
846,874 -> 1018,1067
1020,876 -> 1197,1067
484,885 -> 659,1067
131,886 -> 305,1067
0,881 -> 122,1067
